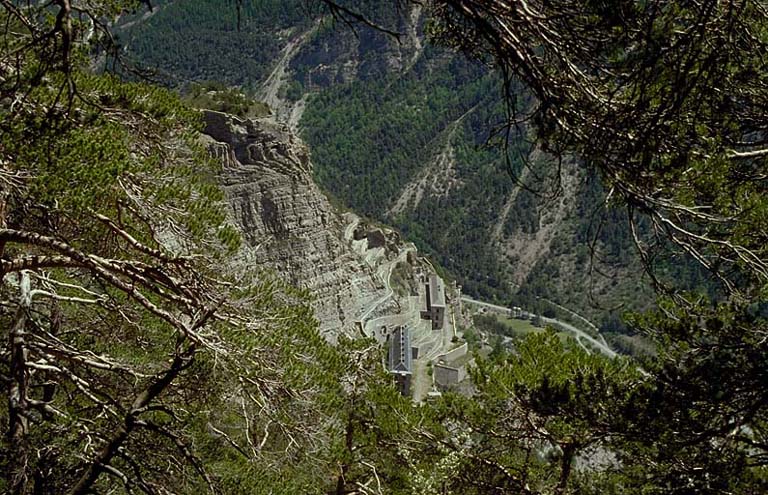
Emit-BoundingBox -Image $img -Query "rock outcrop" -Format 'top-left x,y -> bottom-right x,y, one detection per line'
201,110 -> 385,340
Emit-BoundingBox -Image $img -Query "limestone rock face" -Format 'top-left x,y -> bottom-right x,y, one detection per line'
202,110 -> 384,340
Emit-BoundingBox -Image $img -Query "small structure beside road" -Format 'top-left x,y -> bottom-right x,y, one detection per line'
433,343 -> 473,390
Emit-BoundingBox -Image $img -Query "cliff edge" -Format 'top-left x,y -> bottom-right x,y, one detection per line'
201,110 -> 386,340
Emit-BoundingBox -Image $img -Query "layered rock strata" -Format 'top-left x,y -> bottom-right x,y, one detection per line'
201,110 -> 385,340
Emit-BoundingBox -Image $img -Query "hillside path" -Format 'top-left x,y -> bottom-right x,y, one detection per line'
257,25 -> 316,129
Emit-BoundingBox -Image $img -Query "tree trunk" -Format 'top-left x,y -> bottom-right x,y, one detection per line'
67,344 -> 196,495
0,182 -> 8,261
335,416 -> 355,495
555,442 -> 577,495
7,272 -> 32,495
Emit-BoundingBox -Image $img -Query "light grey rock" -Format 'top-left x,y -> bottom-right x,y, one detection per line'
202,110 -> 384,341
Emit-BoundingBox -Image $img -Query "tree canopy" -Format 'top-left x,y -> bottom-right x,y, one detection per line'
430,0 -> 768,296
314,0 -> 768,491
0,2 -> 354,493
2,0 -> 768,494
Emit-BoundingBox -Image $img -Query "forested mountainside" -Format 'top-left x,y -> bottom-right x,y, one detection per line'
116,0 -> 312,88
116,0 -> 684,332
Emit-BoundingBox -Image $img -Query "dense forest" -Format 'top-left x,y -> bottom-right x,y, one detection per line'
117,0 -> 312,88
2,1 -> 768,494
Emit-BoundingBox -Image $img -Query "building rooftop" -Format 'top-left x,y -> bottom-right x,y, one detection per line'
429,274 -> 445,307
387,326 -> 412,375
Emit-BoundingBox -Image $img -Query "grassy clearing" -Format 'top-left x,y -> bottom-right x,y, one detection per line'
473,312 -> 542,339
474,312 -> 585,352
499,316 -> 541,336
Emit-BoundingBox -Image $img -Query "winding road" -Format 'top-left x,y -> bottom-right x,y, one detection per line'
359,253 -> 403,327
461,297 -> 617,358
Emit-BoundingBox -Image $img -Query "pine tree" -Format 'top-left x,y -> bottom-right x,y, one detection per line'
0,2 -> 347,493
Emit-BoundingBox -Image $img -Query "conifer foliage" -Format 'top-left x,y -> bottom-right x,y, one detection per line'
0,2 -> 346,493
2,1 -> 768,494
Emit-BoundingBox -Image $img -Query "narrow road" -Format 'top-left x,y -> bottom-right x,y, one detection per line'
461,297 -> 617,358
541,316 -> 616,358
360,247 -> 414,333
542,298 -> 608,346
343,214 -> 360,242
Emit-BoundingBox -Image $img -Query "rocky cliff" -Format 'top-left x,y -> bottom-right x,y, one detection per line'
201,110 -> 386,340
